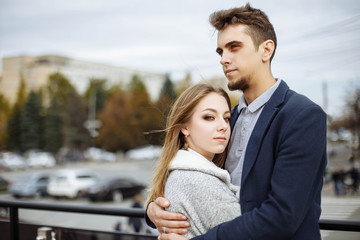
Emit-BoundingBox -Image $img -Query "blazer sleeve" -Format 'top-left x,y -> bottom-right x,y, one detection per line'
192,103 -> 327,240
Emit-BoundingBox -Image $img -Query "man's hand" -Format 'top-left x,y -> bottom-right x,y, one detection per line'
158,233 -> 189,240
148,197 -> 190,234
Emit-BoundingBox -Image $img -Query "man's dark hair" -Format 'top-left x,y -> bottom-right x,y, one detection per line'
209,3 -> 277,61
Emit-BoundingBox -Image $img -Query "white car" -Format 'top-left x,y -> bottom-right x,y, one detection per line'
126,145 -> 162,161
26,152 -> 56,168
0,152 -> 26,170
84,147 -> 117,162
47,169 -> 97,199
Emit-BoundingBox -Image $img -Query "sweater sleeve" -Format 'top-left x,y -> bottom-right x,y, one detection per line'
165,170 -> 241,238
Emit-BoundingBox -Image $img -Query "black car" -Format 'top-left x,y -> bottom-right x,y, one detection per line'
86,177 -> 146,202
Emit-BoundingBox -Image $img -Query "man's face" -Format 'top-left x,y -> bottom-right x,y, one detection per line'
216,24 -> 262,91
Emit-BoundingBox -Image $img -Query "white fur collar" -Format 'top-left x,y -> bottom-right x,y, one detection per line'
170,149 -> 240,196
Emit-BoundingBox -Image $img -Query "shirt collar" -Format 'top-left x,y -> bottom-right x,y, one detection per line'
237,79 -> 282,113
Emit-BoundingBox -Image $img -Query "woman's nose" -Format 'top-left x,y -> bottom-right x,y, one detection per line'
218,119 -> 229,131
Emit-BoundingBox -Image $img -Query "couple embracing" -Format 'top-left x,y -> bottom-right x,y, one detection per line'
145,4 -> 327,240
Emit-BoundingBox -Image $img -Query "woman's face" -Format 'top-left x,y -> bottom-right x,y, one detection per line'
182,92 -> 231,161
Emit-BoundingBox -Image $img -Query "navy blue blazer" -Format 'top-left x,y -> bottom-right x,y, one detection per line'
193,81 -> 327,240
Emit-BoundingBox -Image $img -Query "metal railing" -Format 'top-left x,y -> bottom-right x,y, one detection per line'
0,199 -> 157,240
1,199 -> 360,240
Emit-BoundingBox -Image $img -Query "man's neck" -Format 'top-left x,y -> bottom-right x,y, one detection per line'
243,76 -> 277,105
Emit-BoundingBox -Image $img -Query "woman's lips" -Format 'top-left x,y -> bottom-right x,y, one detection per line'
214,137 -> 227,142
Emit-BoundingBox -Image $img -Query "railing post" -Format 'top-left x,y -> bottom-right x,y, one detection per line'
9,206 -> 19,240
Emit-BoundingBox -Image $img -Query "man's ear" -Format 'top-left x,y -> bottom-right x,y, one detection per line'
261,40 -> 275,62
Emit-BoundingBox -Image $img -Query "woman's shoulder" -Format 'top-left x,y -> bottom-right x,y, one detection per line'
167,169 -> 215,185
166,169 -> 233,194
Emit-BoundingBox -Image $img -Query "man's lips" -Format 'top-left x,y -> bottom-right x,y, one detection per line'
225,69 -> 236,76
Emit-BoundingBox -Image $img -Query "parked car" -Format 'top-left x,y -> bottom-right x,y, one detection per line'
126,145 -> 162,161
26,152 -> 56,168
0,176 -> 9,193
0,152 -> 26,170
85,176 -> 146,202
84,147 -> 117,162
8,172 -> 50,198
47,169 -> 97,199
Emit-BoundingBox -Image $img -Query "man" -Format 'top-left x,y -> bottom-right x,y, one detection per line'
146,3 -> 327,240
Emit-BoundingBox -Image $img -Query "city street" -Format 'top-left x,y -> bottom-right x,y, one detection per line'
0,142 -> 359,239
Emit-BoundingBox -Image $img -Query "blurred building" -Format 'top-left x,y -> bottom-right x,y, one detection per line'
0,55 -> 167,104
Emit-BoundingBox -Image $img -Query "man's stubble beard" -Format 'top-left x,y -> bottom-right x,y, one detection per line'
227,76 -> 249,92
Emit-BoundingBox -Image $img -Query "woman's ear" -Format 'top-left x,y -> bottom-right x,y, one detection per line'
181,127 -> 189,137
261,40 -> 275,62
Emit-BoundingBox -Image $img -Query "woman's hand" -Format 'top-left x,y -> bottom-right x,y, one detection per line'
148,197 -> 190,234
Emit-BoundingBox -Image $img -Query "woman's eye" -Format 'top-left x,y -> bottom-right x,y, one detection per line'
204,115 -> 214,120
224,117 -> 230,122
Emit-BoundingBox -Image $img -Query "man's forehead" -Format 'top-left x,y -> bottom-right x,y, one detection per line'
217,24 -> 250,45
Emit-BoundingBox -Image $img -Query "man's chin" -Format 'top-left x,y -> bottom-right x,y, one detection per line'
227,83 -> 238,91
228,81 -> 248,92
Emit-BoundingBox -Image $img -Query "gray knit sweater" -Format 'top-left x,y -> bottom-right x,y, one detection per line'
165,149 -> 241,238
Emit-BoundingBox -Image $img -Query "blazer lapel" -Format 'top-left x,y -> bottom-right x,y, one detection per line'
230,105 -> 240,130
241,81 -> 290,185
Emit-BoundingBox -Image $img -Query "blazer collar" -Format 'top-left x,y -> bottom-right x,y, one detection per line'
240,80 -> 290,185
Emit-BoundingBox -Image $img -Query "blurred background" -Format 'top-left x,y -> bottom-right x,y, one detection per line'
0,0 -> 359,239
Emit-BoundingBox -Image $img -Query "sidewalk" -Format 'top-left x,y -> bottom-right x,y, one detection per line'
321,193 -> 360,239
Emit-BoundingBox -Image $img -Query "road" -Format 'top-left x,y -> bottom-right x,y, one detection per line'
0,158 -> 156,234
0,143 -> 359,239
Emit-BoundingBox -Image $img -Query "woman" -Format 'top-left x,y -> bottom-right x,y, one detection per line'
146,83 -> 241,238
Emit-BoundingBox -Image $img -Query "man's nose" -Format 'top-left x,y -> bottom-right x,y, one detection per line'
220,52 -> 231,65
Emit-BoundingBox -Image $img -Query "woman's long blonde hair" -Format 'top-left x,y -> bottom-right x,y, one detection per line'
145,83 -> 231,205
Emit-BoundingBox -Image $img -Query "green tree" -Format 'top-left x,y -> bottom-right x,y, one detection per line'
0,94 -> 10,149
128,75 -> 164,145
21,91 -> 43,151
6,105 -> 23,151
62,88 -> 91,150
84,79 -> 107,114
6,78 -> 28,151
159,74 -> 177,100
16,78 -> 27,108
46,72 -> 90,151
157,74 -> 177,126
175,72 -> 192,96
44,97 -> 63,153
47,72 -> 76,105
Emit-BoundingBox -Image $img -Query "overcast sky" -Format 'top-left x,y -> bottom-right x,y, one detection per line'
1,0 -> 359,117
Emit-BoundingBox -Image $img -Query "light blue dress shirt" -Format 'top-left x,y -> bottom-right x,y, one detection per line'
225,79 -> 282,189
